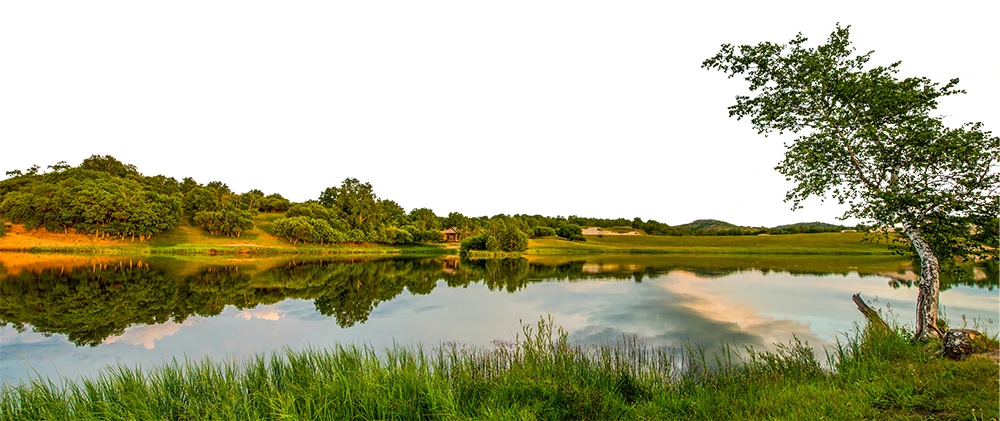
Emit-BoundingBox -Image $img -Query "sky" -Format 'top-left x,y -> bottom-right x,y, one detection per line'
2,1 -> 997,227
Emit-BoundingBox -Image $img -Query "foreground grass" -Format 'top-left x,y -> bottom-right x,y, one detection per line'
3,318 -> 996,420
529,232 -> 896,255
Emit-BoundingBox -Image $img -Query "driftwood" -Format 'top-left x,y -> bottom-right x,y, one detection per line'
851,293 -> 890,332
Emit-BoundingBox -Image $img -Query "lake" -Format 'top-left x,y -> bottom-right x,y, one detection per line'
2,253 -> 997,385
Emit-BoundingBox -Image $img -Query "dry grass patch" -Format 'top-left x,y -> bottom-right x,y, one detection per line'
0,225 -> 134,250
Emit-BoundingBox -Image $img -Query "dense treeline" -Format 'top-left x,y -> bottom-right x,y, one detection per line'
0,156 -> 290,241
0,157 -> 182,241
1,155 -> 858,246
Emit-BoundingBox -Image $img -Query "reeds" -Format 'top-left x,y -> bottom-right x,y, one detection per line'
3,316 -> 997,420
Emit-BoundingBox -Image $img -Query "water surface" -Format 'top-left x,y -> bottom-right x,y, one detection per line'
2,253 -> 996,385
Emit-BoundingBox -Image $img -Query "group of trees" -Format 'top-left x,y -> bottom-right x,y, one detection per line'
0,157 -> 183,241
269,179 -> 444,245
459,217 -> 531,254
0,156 -> 865,246
0,156 -> 292,240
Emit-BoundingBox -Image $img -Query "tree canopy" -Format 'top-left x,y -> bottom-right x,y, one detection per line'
0,156 -> 296,241
703,24 -> 999,338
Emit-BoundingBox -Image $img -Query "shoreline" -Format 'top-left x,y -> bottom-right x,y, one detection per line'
0,231 -> 898,257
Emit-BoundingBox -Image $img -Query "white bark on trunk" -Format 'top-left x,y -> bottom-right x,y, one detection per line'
903,222 -> 942,339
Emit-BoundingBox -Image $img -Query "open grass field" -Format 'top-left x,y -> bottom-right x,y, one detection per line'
529,232 -> 896,255
2,318 -> 996,420
525,253 -> 913,276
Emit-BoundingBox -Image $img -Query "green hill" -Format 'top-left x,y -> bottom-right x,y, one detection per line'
772,221 -> 848,230
677,219 -> 739,232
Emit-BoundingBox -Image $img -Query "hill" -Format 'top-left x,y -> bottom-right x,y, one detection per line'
772,221 -> 848,230
676,219 -> 740,232
770,221 -> 851,234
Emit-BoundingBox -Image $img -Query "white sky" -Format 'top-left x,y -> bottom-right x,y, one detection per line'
2,1 -> 997,227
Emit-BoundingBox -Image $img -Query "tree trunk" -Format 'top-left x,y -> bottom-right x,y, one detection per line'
903,222 -> 942,339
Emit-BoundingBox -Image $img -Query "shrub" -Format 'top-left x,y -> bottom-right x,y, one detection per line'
460,234 -> 490,253
557,224 -> 586,242
382,226 -> 414,245
531,226 -> 556,238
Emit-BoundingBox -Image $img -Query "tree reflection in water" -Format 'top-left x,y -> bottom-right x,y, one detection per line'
1,256 -> 994,346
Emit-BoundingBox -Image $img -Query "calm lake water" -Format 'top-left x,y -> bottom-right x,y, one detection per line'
2,253 -> 997,385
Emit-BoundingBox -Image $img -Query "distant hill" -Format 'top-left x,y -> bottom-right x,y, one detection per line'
770,222 -> 850,234
772,222 -> 849,230
677,219 -> 739,232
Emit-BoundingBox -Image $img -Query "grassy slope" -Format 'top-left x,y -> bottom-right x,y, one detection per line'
529,232 -> 895,255
0,213 -> 448,256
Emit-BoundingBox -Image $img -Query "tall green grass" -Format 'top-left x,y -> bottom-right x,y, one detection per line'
3,317 -> 997,420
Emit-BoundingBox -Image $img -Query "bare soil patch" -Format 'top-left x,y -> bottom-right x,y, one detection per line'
0,225 -> 133,249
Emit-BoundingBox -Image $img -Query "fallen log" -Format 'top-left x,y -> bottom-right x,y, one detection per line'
851,293 -> 890,332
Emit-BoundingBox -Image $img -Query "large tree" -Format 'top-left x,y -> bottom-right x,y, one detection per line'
703,25 -> 999,338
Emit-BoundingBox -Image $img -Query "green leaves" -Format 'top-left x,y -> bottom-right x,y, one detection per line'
706,24 -> 998,337
193,209 -> 255,237
0,163 -> 183,239
704,24 -> 999,262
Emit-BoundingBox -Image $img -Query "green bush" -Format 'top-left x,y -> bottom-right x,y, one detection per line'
382,226 -> 414,245
460,234 -> 490,253
531,226 -> 556,238
557,224 -> 586,242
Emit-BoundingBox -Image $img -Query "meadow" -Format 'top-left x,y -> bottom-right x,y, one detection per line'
528,232 -> 896,255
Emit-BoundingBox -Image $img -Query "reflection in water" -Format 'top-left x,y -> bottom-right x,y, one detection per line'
1,262 -> 194,346
1,256 -> 996,347
104,319 -> 199,350
1,254 -> 997,384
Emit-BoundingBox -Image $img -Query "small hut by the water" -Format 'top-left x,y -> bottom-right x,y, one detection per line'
441,227 -> 461,242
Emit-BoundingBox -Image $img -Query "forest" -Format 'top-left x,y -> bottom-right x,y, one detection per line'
0,155 -> 855,253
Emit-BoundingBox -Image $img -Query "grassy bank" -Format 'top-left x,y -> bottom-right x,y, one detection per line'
0,216 -> 450,257
529,232 -> 896,255
3,318 -> 996,420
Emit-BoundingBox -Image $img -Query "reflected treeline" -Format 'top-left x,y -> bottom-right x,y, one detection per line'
2,256 -> 996,346
885,259 -> 998,291
1,261 -> 198,346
